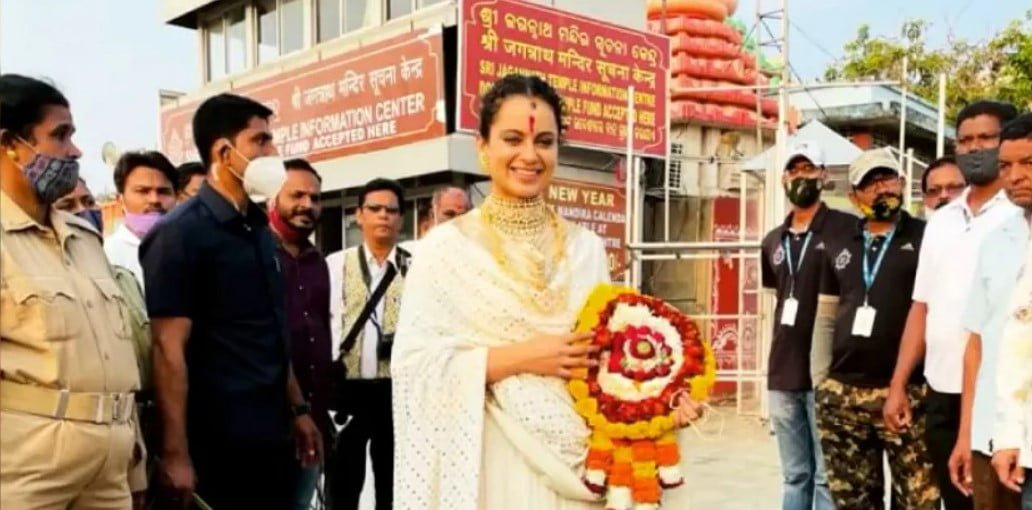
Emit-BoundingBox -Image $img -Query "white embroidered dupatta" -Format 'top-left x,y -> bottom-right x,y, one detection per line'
391,211 -> 610,510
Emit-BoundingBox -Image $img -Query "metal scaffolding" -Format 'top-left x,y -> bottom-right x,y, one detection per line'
624,0 -> 937,419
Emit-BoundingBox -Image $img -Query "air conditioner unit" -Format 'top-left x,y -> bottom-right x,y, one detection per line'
645,157 -> 700,197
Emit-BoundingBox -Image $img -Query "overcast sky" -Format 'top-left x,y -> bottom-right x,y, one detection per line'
2,0 -> 1026,195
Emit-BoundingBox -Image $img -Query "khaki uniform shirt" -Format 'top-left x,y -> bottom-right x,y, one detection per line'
0,190 -> 140,394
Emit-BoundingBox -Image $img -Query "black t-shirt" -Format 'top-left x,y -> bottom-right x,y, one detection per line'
140,183 -> 291,442
761,203 -> 857,391
818,211 -> 926,388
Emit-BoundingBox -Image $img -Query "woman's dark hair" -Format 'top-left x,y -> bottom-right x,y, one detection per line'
478,74 -> 565,139
114,150 -> 179,193
0,74 -> 70,142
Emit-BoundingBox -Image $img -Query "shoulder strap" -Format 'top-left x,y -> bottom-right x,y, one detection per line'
339,262 -> 397,359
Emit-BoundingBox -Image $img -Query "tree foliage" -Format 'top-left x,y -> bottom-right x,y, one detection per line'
824,11 -> 1032,122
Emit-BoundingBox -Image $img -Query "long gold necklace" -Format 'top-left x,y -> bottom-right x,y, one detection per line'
480,194 -> 569,312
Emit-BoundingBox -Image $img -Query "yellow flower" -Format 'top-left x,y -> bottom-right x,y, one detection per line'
574,284 -> 637,333
689,340 -> 718,402
569,379 -> 590,400
649,415 -> 674,436
606,422 -> 629,438
656,431 -> 678,445
589,432 -> 614,450
589,412 -> 610,429
613,446 -> 633,463
574,397 -> 598,418
632,461 -> 658,478
627,421 -> 650,440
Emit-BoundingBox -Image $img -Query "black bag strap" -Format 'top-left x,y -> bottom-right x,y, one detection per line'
339,255 -> 398,359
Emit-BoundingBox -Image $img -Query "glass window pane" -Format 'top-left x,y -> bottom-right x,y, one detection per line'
317,0 -> 341,43
344,0 -> 368,32
206,18 -> 225,80
257,0 -> 278,64
226,7 -> 246,73
388,0 -> 413,20
281,0 -> 304,54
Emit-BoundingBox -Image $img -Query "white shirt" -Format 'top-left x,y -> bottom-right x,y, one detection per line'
326,250 -> 344,361
962,212 -> 1028,454
104,223 -> 144,288
360,244 -> 397,379
994,230 -> 1032,469
912,187 -> 1021,393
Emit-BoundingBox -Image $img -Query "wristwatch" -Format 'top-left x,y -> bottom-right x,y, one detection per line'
290,402 -> 311,418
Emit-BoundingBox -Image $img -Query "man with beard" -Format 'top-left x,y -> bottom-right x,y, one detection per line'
921,156 -> 966,216
105,151 -> 179,287
329,178 -> 408,510
950,114 -> 1032,510
813,148 -> 938,509
761,140 -> 853,510
885,100 -> 1020,510
269,159 -> 333,510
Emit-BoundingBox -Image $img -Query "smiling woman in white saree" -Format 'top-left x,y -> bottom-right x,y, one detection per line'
391,74 -> 700,510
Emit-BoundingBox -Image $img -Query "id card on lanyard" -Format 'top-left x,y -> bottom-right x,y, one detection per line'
852,228 -> 895,337
780,232 -> 813,326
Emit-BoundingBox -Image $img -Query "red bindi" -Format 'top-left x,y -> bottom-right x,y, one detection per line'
528,114 -> 536,134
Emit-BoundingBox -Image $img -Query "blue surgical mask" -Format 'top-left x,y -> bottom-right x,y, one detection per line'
15,137 -> 80,205
75,209 -> 103,233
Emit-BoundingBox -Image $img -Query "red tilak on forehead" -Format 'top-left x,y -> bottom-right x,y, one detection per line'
528,100 -> 537,133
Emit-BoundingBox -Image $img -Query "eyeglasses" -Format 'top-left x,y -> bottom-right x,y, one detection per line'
363,204 -> 400,215
926,183 -> 966,196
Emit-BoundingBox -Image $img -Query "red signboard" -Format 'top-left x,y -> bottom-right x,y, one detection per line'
545,178 -> 627,279
459,0 -> 669,157
160,31 -> 445,165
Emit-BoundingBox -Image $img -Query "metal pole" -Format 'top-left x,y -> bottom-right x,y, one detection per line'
936,73 -> 947,157
624,86 -> 635,287
905,148 -> 915,212
631,240 -> 763,251
679,80 -> 901,94
899,55 -> 908,167
633,158 -> 644,290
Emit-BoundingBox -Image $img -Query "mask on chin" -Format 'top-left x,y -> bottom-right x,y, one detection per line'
784,177 -> 823,207
75,209 -> 103,233
268,208 -> 312,244
956,148 -> 1000,186
860,192 -> 903,221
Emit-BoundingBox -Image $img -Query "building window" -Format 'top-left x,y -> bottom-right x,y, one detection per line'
316,0 -> 341,42
388,0 -> 413,20
205,17 -> 226,80
227,7 -> 247,73
344,0 -> 369,32
281,0 -> 304,54
257,0 -> 279,64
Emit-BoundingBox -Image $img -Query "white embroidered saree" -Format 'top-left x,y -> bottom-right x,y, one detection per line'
392,211 -> 691,510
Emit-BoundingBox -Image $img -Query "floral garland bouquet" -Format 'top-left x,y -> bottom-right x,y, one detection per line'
568,284 -> 716,510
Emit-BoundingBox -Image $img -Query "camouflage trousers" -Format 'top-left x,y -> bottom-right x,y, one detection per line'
815,379 -> 940,510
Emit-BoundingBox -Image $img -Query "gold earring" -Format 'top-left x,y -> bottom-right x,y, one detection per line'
5,149 -> 16,162
478,153 -> 488,171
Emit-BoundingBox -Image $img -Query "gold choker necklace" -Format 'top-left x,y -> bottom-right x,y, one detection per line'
480,194 -> 549,238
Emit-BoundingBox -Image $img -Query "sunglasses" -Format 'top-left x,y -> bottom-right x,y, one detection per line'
363,204 -> 400,215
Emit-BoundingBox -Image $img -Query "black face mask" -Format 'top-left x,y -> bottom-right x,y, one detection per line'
861,192 -> 903,221
957,148 -> 1000,186
784,177 -> 823,207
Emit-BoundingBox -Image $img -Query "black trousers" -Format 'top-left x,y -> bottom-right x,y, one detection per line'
329,378 -> 392,510
925,389 -> 973,510
186,438 -> 295,510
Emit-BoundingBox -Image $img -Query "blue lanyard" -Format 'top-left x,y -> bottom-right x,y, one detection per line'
782,232 -> 813,297
862,228 -> 896,303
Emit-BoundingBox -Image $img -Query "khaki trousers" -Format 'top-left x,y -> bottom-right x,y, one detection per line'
1,410 -> 135,509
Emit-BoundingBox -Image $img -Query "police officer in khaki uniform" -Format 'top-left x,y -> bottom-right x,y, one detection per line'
0,74 -> 146,509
